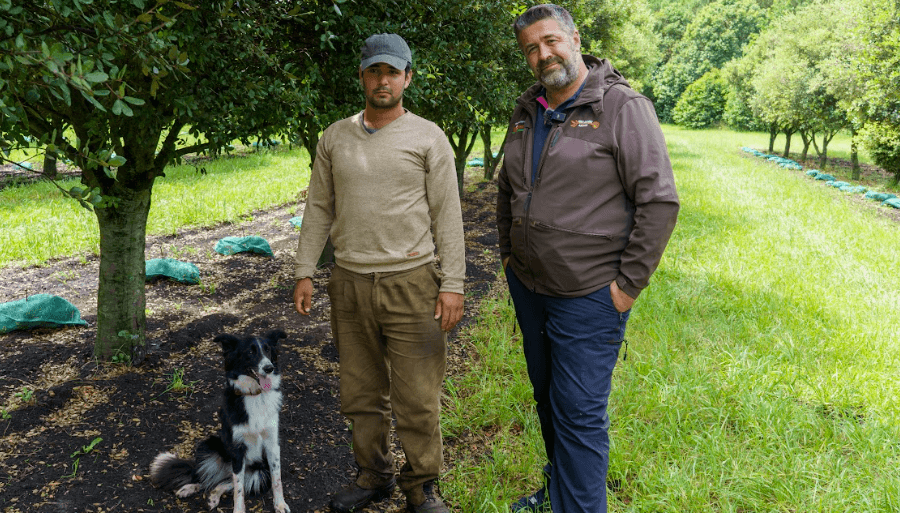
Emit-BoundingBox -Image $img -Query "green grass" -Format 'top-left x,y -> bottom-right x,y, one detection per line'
442,125 -> 900,512
0,146 -> 310,269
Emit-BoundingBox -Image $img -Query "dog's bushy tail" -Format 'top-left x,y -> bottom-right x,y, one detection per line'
151,436 -> 271,497
149,452 -> 196,492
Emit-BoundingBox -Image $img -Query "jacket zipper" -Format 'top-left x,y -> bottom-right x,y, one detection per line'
523,122 -> 564,291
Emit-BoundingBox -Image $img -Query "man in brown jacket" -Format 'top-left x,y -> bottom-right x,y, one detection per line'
497,5 -> 679,512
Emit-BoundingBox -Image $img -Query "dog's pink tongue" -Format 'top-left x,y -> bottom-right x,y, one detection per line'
260,376 -> 273,391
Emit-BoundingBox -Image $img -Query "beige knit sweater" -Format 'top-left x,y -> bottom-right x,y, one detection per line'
294,111 -> 465,294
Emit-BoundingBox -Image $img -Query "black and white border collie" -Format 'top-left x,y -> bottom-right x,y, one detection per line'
150,330 -> 290,513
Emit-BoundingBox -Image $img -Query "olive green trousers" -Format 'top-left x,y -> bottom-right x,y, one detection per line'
327,263 -> 447,492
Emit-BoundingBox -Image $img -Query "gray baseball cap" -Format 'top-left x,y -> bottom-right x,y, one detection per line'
360,33 -> 412,70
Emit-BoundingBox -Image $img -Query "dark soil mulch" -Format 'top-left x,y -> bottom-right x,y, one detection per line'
0,175 -> 502,513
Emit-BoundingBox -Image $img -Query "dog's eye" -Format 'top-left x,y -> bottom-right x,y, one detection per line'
250,345 -> 259,355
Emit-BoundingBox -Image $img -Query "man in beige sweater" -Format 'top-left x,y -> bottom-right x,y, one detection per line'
293,33 -> 464,513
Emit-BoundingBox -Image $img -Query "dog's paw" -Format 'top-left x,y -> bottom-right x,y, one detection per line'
175,483 -> 201,498
274,502 -> 291,513
233,375 -> 262,396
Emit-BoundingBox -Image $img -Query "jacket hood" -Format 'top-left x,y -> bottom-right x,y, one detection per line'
515,55 -> 631,115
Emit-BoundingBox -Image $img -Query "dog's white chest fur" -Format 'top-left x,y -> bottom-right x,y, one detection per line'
235,390 -> 282,443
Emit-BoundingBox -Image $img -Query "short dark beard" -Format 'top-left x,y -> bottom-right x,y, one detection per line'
367,93 -> 402,110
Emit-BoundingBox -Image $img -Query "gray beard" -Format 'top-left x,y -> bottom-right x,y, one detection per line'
539,57 -> 580,89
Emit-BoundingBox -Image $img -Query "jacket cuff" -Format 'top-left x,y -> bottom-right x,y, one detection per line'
615,275 -> 642,300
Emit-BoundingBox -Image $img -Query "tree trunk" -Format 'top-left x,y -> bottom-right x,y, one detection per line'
783,128 -> 794,158
295,118 -> 321,170
819,130 -> 837,170
448,125 -> 479,196
768,124 -> 777,153
810,134 -> 824,170
94,187 -> 152,365
850,127 -> 860,180
482,126 -> 508,181
798,130 -> 812,161
43,147 -> 58,179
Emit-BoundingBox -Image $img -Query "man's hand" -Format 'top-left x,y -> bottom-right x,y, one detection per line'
610,280 -> 635,313
502,256 -> 509,270
294,278 -> 313,316
434,292 -> 464,332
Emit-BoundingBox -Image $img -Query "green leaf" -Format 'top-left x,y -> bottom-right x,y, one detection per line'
287,4 -> 307,15
109,155 -> 127,167
123,96 -> 145,105
85,71 -> 109,83
173,1 -> 196,9
57,82 -> 72,106
333,4 -> 342,16
112,99 -> 123,115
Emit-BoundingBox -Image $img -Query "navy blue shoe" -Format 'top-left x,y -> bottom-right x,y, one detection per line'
510,487 -> 549,512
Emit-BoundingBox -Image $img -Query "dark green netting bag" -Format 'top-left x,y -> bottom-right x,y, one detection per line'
884,198 -> 900,209
0,294 -> 88,334
145,258 -> 200,284
814,173 -> 836,181
214,236 -> 274,256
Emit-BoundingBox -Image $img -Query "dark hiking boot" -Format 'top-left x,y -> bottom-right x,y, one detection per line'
510,486 -> 550,512
406,480 -> 449,513
329,475 -> 396,513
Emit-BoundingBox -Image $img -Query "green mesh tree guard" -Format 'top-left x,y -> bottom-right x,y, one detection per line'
214,236 -> 274,256
0,294 -> 87,334
145,258 -> 200,284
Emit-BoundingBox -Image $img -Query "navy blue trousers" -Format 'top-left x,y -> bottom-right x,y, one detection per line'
506,267 -> 629,513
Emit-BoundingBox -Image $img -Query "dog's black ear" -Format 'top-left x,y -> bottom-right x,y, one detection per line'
214,334 -> 240,354
264,330 -> 286,365
265,330 -> 287,345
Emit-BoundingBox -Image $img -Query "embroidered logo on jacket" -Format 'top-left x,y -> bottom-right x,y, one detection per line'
570,119 -> 600,129
514,121 -> 527,133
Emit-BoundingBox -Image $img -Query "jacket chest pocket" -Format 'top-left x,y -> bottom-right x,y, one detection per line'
503,130 -> 528,185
